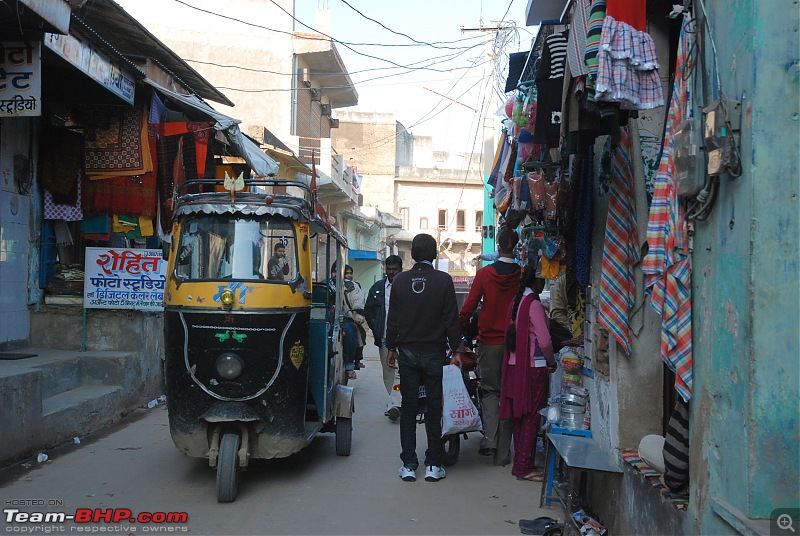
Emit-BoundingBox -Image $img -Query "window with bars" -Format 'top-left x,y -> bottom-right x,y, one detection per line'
475,210 -> 483,233
420,217 -> 428,229
456,210 -> 465,232
438,210 -> 447,230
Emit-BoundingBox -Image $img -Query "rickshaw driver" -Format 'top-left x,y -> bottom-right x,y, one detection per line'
267,242 -> 290,280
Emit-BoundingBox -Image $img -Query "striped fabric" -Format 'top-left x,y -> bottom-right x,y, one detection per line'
663,398 -> 690,491
642,17 -> 695,402
546,31 -> 568,80
567,0 -> 591,77
597,125 -> 639,356
584,0 -> 607,87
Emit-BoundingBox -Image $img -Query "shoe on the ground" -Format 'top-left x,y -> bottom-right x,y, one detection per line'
387,406 -> 400,422
518,516 -> 562,535
424,465 -> 446,482
399,466 -> 416,482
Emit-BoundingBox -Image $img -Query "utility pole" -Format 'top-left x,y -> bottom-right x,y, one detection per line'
461,25 -> 506,266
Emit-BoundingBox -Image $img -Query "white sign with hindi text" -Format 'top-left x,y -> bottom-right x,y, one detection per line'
84,248 -> 167,311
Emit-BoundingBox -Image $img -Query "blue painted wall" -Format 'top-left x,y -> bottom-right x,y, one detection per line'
690,1 -> 800,533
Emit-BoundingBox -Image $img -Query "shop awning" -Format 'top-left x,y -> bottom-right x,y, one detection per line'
259,128 -> 311,178
506,51 -> 531,92
145,79 -> 279,177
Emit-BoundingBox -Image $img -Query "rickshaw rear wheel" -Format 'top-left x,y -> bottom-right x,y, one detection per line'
216,432 -> 241,502
335,417 -> 352,456
441,434 -> 460,466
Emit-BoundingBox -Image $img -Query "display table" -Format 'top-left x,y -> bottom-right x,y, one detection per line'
539,432 -> 622,527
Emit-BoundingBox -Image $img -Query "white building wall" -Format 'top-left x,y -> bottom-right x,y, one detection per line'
396,181 -> 484,274
116,0 -> 296,139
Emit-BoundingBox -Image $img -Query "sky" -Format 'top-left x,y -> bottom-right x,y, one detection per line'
114,0 -> 538,155
294,0 -> 537,153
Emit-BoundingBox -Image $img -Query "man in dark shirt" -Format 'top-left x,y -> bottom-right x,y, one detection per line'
266,242 -> 289,280
386,233 -> 465,483
364,255 -> 403,421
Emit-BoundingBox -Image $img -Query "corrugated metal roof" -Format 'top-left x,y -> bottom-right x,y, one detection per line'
71,0 -> 233,106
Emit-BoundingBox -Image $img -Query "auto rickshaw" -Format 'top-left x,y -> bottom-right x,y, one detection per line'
162,177 -> 354,502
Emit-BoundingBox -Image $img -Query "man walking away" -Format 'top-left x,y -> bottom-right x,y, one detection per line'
364,255 -> 403,421
386,234 -> 465,482
459,226 -> 521,465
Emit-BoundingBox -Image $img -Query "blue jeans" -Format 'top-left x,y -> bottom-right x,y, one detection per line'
341,320 -> 357,371
397,347 -> 447,469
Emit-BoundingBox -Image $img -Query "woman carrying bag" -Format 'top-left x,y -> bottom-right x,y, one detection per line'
500,263 -> 558,481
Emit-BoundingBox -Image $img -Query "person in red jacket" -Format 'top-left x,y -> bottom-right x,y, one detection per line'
459,226 -> 521,465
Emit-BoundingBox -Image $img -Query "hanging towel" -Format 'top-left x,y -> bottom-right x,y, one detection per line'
597,125 -> 639,356
642,16 -> 694,402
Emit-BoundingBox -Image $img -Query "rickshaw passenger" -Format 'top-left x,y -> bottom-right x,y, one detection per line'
267,242 -> 290,280
329,263 -> 365,380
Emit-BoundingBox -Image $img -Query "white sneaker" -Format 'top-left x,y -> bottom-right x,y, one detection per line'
424,465 -> 446,482
399,466 -> 416,482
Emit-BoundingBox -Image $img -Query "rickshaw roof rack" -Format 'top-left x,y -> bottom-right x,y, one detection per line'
174,178 -> 313,197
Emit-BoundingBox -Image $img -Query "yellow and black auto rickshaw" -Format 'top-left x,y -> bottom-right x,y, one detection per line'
163,177 -> 353,502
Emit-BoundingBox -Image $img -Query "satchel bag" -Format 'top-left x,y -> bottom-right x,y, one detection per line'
441,364 -> 483,436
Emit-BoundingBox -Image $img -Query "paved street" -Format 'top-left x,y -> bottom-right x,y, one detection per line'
0,345 -> 556,535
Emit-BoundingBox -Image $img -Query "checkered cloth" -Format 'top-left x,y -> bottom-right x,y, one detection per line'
595,16 -> 665,110
597,125 -> 639,356
642,16 -> 695,402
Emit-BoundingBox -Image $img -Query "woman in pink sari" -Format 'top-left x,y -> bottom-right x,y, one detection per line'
500,265 -> 557,480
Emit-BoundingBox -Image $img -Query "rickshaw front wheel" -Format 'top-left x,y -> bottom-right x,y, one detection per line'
335,417 -> 352,456
216,432 -> 241,502
441,434 -> 460,466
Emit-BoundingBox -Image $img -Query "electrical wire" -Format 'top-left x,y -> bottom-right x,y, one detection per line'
336,0 -> 480,50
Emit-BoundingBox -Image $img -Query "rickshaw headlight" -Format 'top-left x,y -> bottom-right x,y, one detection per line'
220,289 -> 235,307
216,352 -> 244,380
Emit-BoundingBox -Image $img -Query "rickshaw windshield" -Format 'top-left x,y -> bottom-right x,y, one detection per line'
174,215 -> 298,282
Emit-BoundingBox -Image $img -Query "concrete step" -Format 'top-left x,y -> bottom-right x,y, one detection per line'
39,357 -> 81,399
42,385 -> 123,417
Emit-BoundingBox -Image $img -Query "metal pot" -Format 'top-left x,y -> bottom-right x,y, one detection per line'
561,414 -> 584,429
560,403 -> 585,414
561,393 -> 587,406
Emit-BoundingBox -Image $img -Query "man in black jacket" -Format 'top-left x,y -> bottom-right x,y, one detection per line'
386,234 -> 465,483
364,255 -> 403,421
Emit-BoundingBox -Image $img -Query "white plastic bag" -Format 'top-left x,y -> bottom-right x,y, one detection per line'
441,364 -> 482,436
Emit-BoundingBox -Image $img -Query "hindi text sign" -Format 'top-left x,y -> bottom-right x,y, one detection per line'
84,248 -> 167,311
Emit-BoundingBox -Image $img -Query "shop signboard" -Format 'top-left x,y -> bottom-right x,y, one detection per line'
44,32 -> 135,105
83,247 -> 167,311
0,41 -> 41,117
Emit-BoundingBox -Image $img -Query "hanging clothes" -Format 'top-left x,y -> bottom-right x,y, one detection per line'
597,124 -> 639,356
534,30 -> 569,148
594,8 -> 664,110
567,0 -> 591,78
44,169 -> 83,221
642,16 -> 695,402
